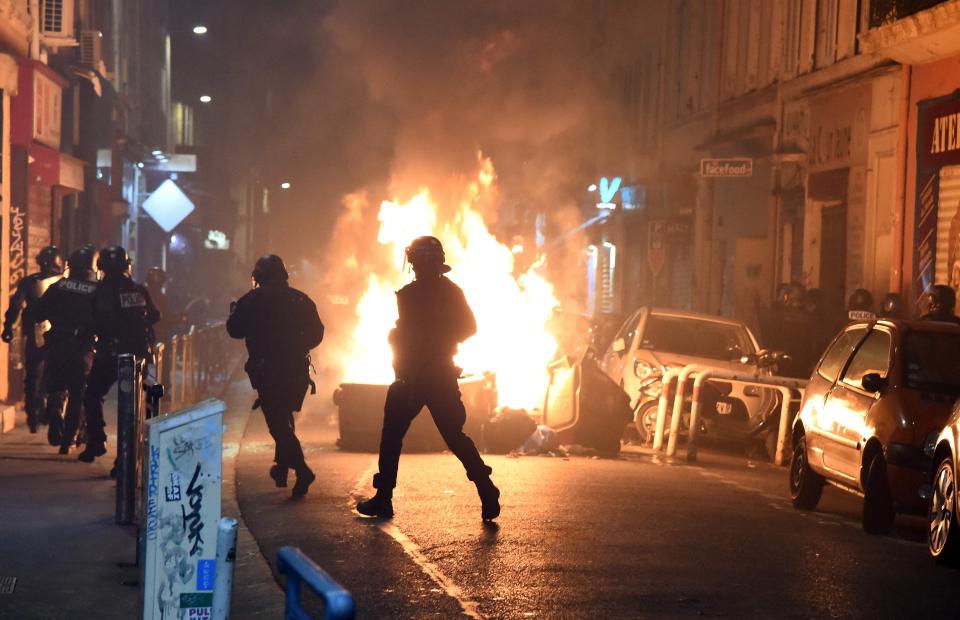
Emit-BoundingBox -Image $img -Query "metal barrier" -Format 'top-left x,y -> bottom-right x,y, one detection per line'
651,363 -> 807,464
277,546 -> 356,620
212,517 -> 239,620
159,322 -> 240,412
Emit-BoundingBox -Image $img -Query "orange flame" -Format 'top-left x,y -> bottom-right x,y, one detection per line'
340,157 -> 558,410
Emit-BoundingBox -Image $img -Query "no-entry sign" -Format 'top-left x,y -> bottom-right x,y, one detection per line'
700,158 -> 753,177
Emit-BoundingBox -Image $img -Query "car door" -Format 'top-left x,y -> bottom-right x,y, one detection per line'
819,327 -> 893,482
804,325 -> 869,476
599,308 -> 643,385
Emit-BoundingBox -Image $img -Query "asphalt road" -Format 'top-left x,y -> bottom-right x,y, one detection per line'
234,387 -> 960,620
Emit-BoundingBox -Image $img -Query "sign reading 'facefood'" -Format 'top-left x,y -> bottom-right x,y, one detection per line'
700,158 -> 753,178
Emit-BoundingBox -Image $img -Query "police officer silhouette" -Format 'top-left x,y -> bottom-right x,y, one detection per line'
357,236 -> 500,521
34,245 -> 98,452
79,246 -> 159,463
2,246 -> 64,432
920,284 -> 960,324
227,255 -> 324,498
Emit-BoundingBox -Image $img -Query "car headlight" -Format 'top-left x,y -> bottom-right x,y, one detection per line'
923,430 -> 939,459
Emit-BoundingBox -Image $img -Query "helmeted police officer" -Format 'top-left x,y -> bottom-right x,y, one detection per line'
227,254 -> 324,498
357,236 -> 500,521
920,285 -> 960,324
79,246 -> 160,463
34,245 -> 98,452
879,293 -> 907,319
2,245 -> 64,432
847,288 -> 877,322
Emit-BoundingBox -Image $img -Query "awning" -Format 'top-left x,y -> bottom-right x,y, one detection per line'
28,143 -> 85,191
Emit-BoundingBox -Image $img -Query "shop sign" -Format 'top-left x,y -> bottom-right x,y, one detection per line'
807,85 -> 871,173
648,220 -> 666,276
142,400 -> 224,620
700,158 -> 752,177
918,96 -> 960,170
32,70 -> 61,149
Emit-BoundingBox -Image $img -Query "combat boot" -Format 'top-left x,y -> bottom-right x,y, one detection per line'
475,476 -> 501,521
269,464 -> 288,488
357,488 -> 394,518
291,467 -> 315,498
77,443 -> 106,463
47,417 -> 62,447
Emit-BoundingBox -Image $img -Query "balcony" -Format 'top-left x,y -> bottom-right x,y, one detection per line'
860,0 -> 960,64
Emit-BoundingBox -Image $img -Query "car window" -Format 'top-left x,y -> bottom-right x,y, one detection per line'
610,309 -> 642,352
841,329 -> 892,388
817,326 -> 868,382
904,331 -> 960,394
638,315 -> 756,361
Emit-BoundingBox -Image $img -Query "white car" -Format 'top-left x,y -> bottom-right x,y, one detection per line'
597,307 -> 778,451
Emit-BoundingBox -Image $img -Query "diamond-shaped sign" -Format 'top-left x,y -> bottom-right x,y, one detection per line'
142,179 -> 195,233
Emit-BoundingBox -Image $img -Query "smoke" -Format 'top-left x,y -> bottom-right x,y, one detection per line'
283,0 -> 634,395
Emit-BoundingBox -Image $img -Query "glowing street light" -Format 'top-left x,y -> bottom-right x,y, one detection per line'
193,25 -> 208,35
587,183 -> 598,192
280,182 -> 291,190
151,149 -> 163,156
199,95 -> 212,103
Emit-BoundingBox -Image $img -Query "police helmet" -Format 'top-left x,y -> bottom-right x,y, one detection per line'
36,245 -> 64,275
784,283 -> 806,309
405,236 -> 451,273
925,284 -> 957,316
252,254 -> 288,285
880,293 -> 906,319
67,245 -> 96,275
847,288 -> 874,312
147,266 -> 167,288
97,246 -> 130,276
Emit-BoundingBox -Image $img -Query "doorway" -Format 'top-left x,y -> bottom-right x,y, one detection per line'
820,204 -> 848,312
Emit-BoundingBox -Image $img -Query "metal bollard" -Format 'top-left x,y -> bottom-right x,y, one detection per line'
277,546 -> 356,620
652,368 -> 682,451
169,336 -> 180,410
666,364 -> 704,457
212,518 -> 238,620
115,354 -> 138,525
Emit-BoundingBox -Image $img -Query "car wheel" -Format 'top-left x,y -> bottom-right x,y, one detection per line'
789,435 -> 823,510
929,457 -> 960,565
863,453 -> 896,535
634,401 -> 659,444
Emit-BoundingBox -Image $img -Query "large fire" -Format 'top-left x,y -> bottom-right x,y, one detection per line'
340,157 -> 559,411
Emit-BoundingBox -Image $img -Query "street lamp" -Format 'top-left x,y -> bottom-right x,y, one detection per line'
280,182 -> 291,190
199,95 -> 212,103
193,25 -> 208,35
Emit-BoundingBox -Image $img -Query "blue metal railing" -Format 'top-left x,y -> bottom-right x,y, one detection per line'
277,546 -> 356,620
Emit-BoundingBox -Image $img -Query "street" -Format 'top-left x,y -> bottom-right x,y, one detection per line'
235,387 -> 960,620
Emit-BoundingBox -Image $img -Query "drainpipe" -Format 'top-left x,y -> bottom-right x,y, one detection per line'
28,0 -> 40,60
893,65 -> 912,296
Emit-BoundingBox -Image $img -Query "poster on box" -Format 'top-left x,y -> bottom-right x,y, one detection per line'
141,399 -> 224,620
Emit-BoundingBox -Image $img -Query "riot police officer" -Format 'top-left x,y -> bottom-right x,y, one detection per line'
34,245 -> 98,452
2,246 -> 64,432
79,246 -> 160,463
879,293 -> 907,319
920,285 -> 960,323
226,255 -> 324,498
847,288 -> 877,322
357,236 -> 500,521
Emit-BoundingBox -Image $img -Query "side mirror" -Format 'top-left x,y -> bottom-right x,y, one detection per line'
611,337 -> 626,354
861,372 -> 887,394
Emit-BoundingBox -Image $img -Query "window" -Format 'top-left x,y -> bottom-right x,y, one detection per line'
609,309 -> 643,354
639,315 -> 755,361
817,326 -> 868,381
903,331 -> 960,394
841,330 -> 892,388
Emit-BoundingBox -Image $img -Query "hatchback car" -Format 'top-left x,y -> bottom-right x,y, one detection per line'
790,319 -> 960,534
927,398 -> 960,564
597,307 -> 777,448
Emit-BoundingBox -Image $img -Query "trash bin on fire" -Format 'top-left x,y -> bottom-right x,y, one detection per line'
542,355 -> 632,455
333,374 -> 495,452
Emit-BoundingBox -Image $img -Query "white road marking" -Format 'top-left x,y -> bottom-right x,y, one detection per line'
349,459 -> 485,620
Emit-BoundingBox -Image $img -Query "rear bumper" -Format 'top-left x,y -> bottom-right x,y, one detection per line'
886,442 -> 934,513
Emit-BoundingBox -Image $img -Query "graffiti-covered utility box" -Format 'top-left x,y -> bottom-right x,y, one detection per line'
141,399 -> 224,620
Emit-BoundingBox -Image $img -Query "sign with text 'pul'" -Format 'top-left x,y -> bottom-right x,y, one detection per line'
142,399 -> 224,620
700,158 -> 753,178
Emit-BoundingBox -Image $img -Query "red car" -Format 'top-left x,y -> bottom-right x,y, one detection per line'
790,319 -> 960,533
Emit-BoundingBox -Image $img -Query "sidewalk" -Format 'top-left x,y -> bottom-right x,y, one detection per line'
0,406 -> 139,620
0,374 -> 285,620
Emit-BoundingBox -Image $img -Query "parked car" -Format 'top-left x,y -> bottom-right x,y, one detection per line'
927,399 -> 960,564
596,307 -> 779,454
790,319 -> 960,534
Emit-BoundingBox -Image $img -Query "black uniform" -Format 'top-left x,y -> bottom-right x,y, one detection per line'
34,276 -> 97,449
83,275 -> 160,449
226,282 -> 323,475
4,272 -> 60,428
374,275 -> 491,490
